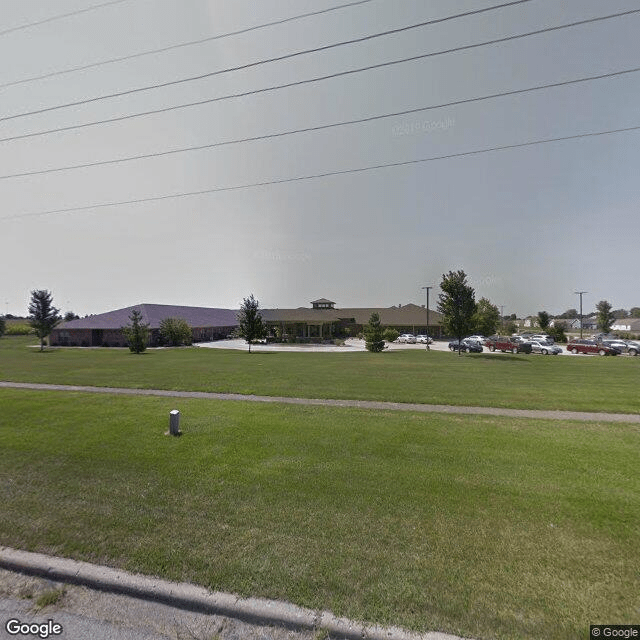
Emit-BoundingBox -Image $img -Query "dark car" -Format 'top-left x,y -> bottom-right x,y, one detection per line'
566,339 -> 620,356
485,335 -> 532,354
448,338 -> 483,353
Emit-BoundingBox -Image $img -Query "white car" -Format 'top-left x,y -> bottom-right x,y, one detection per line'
529,340 -> 562,355
415,335 -> 433,344
531,334 -> 553,343
397,334 -> 417,344
466,335 -> 486,344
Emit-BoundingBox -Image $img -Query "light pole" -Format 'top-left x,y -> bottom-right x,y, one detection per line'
574,291 -> 587,339
421,285 -> 433,349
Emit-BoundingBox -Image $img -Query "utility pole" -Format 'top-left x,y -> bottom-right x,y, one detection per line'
421,285 -> 433,350
574,291 -> 587,339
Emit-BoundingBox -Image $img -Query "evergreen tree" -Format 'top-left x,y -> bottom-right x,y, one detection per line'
596,300 -> 615,334
537,311 -> 550,331
437,270 -> 476,355
364,312 -> 385,352
237,294 -> 266,353
121,309 -> 150,353
28,289 -> 61,351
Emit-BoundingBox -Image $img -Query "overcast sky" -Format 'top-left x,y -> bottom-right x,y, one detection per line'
2,0 -> 639,317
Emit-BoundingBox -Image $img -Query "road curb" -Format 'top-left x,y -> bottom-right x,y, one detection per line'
0,547 -> 468,640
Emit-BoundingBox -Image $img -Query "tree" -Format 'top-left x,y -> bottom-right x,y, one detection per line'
363,313 -> 385,352
473,297 -> 500,336
548,321 -> 568,343
558,308 -> 578,319
159,317 -> 192,346
64,311 -> 80,322
121,309 -> 149,353
437,270 -> 476,355
612,308 -> 629,318
537,311 -> 550,331
630,307 -> 640,318
504,321 -> 518,335
236,294 -> 266,353
596,300 -> 615,334
28,289 -> 61,351
0,315 -> 5,338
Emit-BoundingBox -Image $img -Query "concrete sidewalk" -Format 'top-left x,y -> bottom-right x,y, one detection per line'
0,547 -> 468,640
1,381 -> 639,423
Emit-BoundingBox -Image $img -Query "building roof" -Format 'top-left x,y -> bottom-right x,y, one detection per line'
58,301 -> 443,332
310,298 -> 335,305
59,304 -> 238,330
263,302 -> 442,326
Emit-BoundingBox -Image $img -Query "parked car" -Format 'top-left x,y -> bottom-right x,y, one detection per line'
566,339 -> 620,356
531,334 -> 554,343
602,339 -> 639,356
397,334 -> 417,344
625,341 -> 640,356
528,340 -> 562,355
466,335 -> 486,344
485,335 -> 532,354
415,335 -> 433,344
448,338 -> 483,353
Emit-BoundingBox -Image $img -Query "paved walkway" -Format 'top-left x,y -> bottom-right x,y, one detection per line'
1,381 -> 638,423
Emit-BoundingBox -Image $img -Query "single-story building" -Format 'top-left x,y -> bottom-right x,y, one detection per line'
50,298 -> 444,347
50,304 -> 238,347
262,298 -> 443,342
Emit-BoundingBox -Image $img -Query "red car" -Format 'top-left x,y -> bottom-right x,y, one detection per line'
485,336 -> 532,354
566,339 -> 620,356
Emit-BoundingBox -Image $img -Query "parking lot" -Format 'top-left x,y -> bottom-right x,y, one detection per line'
198,337 -> 636,356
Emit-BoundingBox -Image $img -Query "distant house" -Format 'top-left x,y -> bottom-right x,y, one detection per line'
50,304 -> 238,347
551,318 -> 581,329
611,318 -> 640,333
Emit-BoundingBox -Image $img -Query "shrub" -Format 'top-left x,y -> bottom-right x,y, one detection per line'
159,317 -> 192,346
5,324 -> 34,336
384,328 -> 399,343
548,322 -> 568,343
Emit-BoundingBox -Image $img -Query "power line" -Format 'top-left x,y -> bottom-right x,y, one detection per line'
4,124 -> 639,221
1,8 -> 636,145
0,0 -> 375,90
0,0 -> 534,122
0,0 -> 130,38
1,66 -> 638,181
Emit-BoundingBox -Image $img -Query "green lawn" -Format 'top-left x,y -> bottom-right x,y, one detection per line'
0,336 -> 639,413
1,388 -> 638,640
